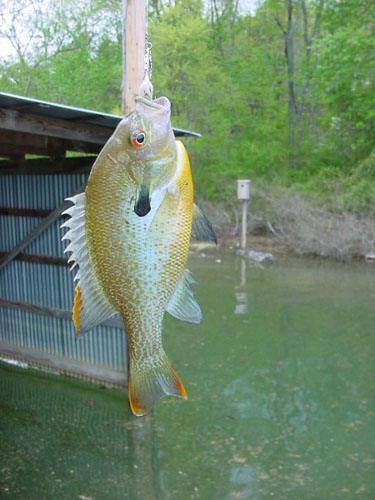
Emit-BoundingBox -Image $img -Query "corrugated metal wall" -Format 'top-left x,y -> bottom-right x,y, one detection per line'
0,173 -> 127,385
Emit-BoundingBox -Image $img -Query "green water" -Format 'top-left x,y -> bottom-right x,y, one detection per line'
1,254 -> 375,499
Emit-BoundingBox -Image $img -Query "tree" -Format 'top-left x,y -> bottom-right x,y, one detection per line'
272,0 -> 325,167
0,0 -> 122,112
1,0 -> 375,206
312,0 -> 375,167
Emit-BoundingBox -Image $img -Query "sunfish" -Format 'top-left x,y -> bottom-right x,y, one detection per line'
62,96 -> 216,416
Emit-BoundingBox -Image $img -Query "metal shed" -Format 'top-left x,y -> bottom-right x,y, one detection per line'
0,91 -> 198,386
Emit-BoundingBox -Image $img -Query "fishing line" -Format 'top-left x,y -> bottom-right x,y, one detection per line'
137,12 -> 153,101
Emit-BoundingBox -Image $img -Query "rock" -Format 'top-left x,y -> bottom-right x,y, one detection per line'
236,248 -> 275,265
189,242 -> 217,253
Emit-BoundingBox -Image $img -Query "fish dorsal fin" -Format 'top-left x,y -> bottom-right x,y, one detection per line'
61,193 -> 118,335
191,204 -> 217,243
166,269 -> 202,324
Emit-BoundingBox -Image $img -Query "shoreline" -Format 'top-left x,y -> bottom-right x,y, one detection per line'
195,188 -> 375,262
190,234 -> 375,263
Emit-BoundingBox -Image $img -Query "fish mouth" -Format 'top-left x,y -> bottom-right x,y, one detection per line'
134,96 -> 171,126
134,185 -> 151,217
135,96 -> 170,114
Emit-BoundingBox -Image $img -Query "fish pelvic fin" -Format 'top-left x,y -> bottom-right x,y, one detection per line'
128,349 -> 187,417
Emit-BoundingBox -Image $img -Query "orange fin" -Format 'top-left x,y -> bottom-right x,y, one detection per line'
73,285 -> 82,332
128,351 -> 187,417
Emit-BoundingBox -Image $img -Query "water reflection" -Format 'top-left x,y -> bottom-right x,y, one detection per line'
0,364 -> 158,499
1,254 -> 375,499
234,259 -> 248,315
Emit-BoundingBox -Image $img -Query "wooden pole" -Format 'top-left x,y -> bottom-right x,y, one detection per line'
122,0 -> 146,115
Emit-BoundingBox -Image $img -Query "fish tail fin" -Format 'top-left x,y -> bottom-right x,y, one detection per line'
128,350 -> 187,417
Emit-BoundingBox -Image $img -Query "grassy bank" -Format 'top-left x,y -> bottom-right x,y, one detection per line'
197,176 -> 375,261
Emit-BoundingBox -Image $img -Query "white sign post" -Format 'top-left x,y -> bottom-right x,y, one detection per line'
237,180 -> 251,250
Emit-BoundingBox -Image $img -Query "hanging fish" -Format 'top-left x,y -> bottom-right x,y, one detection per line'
61,96 -> 216,416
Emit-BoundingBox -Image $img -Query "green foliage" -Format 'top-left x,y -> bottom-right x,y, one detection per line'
0,0 -> 375,211
0,0 -> 122,112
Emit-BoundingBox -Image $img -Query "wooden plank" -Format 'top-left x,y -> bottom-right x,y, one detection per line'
123,0 -> 146,114
0,183 -> 86,271
0,208 -> 69,221
68,114 -> 104,123
0,143 -> 55,158
0,297 -> 123,329
0,130 -> 64,150
0,107 -> 113,146
0,252 -> 68,267
0,156 -> 94,175
0,207 -> 52,217
0,130 -> 102,157
0,297 -> 72,320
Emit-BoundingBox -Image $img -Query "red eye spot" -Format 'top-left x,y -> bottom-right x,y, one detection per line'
131,130 -> 146,148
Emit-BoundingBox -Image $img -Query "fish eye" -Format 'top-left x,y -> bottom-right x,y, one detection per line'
131,130 -> 147,148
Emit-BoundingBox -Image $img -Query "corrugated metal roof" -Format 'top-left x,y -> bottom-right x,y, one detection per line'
0,91 -> 200,137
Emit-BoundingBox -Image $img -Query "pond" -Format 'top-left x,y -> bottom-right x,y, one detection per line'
1,252 -> 375,499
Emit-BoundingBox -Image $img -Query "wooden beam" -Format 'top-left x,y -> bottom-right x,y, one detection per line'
0,144 -> 61,159
0,129 -> 102,157
0,183 -> 86,271
0,129 -> 66,153
0,156 -> 94,175
0,207 -> 52,217
0,252 -> 68,267
0,297 -> 73,320
123,0 -> 146,114
67,114 -> 104,123
0,297 -> 123,329
0,207 -> 69,221
0,107 -> 113,146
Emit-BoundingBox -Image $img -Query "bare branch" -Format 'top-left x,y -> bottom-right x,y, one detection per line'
275,15 -> 286,35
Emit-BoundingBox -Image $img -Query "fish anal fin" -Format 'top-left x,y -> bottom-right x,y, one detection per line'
191,204 -> 217,244
166,269 -> 202,324
174,367 -> 188,399
128,350 -> 187,417
129,390 -> 147,417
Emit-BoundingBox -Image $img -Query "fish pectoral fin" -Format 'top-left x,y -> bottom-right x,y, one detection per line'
166,269 -> 202,324
128,349 -> 187,417
191,204 -> 217,243
62,192 -> 117,335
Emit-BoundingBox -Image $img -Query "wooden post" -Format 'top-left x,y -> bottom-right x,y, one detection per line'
122,0 -> 146,115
